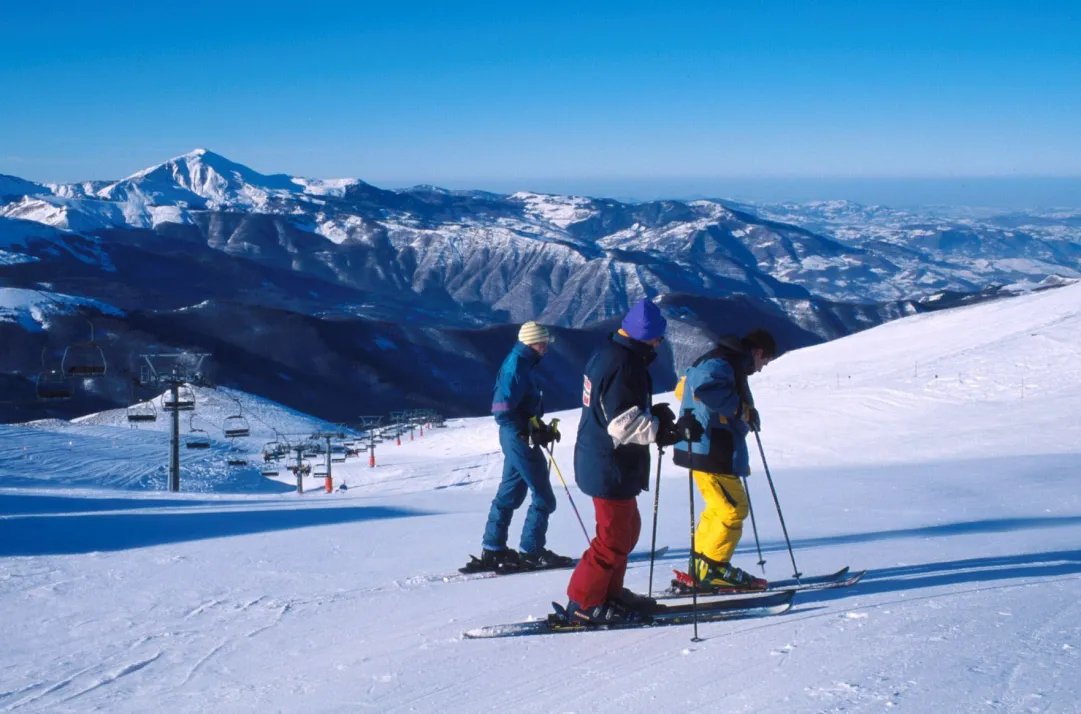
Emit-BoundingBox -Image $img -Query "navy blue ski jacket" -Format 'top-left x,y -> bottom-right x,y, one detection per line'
574,332 -> 659,500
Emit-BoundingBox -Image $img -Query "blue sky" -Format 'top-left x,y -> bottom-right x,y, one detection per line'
2,0 -> 1079,205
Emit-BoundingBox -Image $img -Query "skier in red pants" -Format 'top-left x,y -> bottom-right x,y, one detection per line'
565,298 -> 695,624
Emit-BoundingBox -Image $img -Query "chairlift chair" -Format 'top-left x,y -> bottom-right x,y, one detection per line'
162,384 -> 195,411
185,415 -> 211,449
126,399 -> 157,423
314,467 -> 328,477
223,415 -> 250,438
227,458 -> 247,466
36,370 -> 73,400
62,321 -> 107,376
261,468 -> 278,476
331,455 -> 346,463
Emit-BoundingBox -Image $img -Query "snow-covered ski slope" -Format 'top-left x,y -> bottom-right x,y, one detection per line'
1,283 -> 1080,713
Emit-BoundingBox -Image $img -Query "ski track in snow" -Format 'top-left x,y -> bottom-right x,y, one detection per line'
2,283 -> 1081,712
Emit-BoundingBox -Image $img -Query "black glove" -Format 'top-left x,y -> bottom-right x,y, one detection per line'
530,417 -> 560,448
651,402 -> 676,426
745,406 -> 761,433
675,414 -> 704,443
655,423 -> 682,448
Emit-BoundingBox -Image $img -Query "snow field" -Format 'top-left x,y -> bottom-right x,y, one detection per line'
0,282 -> 1080,712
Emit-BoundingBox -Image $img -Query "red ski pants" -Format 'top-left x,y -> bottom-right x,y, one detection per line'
566,497 -> 642,608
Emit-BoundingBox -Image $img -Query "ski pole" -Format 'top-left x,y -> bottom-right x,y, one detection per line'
684,409 -> 702,642
647,445 -> 664,597
741,475 -> 767,572
544,443 -> 591,546
753,430 -> 801,581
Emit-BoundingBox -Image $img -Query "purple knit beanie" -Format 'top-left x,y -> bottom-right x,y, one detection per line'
621,298 -> 667,341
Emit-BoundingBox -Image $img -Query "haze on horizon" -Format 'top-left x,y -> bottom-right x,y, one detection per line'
2,1 -> 1079,208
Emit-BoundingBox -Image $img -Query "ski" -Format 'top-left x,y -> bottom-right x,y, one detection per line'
445,546 -> 669,583
463,590 -> 794,639
658,566 -> 864,600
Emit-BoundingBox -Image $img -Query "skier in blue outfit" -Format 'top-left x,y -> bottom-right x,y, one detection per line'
475,321 -> 572,572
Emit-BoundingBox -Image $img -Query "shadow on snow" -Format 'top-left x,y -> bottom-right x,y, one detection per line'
0,496 -> 435,557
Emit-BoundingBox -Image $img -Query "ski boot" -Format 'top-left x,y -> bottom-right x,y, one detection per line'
460,548 -> 521,574
612,587 -> 661,615
518,548 -> 574,570
695,557 -> 768,592
564,599 -> 652,626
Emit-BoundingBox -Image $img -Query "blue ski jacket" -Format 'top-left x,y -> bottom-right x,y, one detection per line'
672,337 -> 756,477
491,342 -> 545,435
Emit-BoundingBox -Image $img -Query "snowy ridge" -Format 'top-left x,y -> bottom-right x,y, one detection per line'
0,287 -> 123,330
2,151 -> 1079,328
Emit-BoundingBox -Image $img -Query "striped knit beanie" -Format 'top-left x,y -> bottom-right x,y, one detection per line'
518,321 -> 554,345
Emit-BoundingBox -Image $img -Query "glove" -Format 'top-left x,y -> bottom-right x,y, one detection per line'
530,416 -> 560,448
675,414 -> 705,443
745,406 -> 761,433
651,402 -> 675,426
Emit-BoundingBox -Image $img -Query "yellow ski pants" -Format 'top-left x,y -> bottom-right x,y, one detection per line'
692,470 -> 748,564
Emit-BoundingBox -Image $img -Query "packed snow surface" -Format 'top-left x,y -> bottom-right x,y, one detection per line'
2,284 -> 1080,712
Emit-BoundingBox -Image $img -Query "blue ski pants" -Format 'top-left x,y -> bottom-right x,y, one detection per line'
482,426 -> 558,554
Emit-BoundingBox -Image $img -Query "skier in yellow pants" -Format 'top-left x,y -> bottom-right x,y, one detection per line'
673,329 -> 777,590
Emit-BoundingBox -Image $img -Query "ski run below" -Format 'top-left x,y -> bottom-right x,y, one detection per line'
1,282 -> 1080,712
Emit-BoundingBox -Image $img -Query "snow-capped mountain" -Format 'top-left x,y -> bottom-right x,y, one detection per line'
3,150 -> 1079,326
2,150 -> 1079,424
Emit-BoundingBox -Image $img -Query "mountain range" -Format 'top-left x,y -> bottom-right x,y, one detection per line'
2,149 -> 1078,422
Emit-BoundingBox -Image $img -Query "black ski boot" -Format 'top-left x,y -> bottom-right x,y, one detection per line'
481,548 -> 521,573
612,587 -> 660,615
564,599 -> 652,626
460,548 -> 521,574
518,548 -> 574,570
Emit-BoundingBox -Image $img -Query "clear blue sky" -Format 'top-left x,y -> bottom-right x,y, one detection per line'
2,0 -> 1079,205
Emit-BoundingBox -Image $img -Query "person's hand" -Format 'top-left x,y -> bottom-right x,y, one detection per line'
655,423 -> 682,447
676,414 -> 705,443
530,417 -> 560,448
652,402 -> 676,427
746,406 -> 761,433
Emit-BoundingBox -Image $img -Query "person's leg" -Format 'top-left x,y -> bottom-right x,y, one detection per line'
481,430 -> 530,551
692,471 -> 747,576
567,498 -> 638,608
712,475 -> 748,563
605,500 -> 642,598
518,444 -> 558,554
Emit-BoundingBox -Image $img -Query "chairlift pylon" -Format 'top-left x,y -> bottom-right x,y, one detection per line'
62,320 -> 107,377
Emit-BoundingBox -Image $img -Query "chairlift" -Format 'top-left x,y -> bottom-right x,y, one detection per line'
36,370 -> 73,400
186,431 -> 211,449
314,467 -> 328,477
185,415 -> 211,449
36,348 -> 73,401
162,384 -> 195,411
62,320 -> 107,377
126,399 -> 157,423
223,415 -> 250,438
331,455 -> 346,463
227,458 -> 247,466
261,469 -> 278,476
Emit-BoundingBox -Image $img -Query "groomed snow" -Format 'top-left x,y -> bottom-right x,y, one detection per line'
1,284 -> 1080,712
